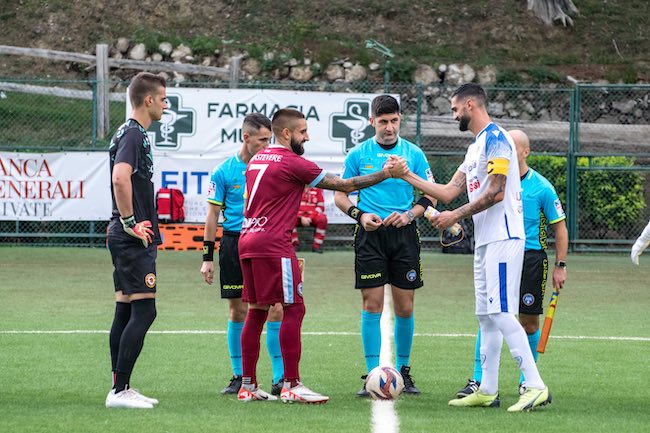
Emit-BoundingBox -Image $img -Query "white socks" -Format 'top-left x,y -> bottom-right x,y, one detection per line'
478,313 -> 545,394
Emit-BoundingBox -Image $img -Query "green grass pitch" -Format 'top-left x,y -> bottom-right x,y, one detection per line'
1,247 -> 649,432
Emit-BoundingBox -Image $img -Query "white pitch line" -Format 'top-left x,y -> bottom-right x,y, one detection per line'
371,285 -> 400,433
0,330 -> 648,342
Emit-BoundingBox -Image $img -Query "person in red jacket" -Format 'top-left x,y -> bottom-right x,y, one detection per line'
291,186 -> 328,253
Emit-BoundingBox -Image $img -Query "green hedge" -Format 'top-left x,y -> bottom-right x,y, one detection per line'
528,155 -> 646,238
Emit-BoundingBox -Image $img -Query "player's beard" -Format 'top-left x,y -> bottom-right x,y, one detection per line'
458,115 -> 470,132
291,137 -> 305,155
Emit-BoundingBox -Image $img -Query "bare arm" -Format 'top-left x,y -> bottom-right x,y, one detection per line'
200,202 -> 222,285
203,203 -> 222,242
402,170 -> 466,204
453,174 -> 506,220
316,170 -> 389,193
551,219 -> 569,289
430,174 -> 506,230
112,162 -> 134,217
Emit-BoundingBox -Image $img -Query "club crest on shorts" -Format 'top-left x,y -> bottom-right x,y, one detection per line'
522,293 -> 535,306
406,269 -> 417,282
297,282 -> 303,297
145,273 -> 156,288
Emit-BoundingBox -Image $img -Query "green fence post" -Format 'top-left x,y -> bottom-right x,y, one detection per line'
415,83 -> 423,146
567,85 -> 580,252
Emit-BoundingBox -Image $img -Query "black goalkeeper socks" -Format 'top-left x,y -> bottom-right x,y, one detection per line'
109,302 -> 132,375
114,298 -> 157,392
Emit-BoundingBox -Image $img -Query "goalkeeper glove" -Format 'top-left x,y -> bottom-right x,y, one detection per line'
120,215 -> 154,247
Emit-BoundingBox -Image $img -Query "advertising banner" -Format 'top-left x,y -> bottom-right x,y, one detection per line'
0,152 -> 111,221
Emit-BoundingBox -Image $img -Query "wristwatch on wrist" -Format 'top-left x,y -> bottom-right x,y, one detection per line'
406,210 -> 415,222
554,260 -> 567,269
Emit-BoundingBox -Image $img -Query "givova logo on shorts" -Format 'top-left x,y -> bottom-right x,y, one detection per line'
330,99 -> 375,154
149,94 -> 196,150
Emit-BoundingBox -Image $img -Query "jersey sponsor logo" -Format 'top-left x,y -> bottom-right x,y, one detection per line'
145,273 -> 156,289
207,181 -> 216,198
148,94 -> 196,151
465,160 -> 477,173
468,176 -> 481,193
330,99 -> 375,154
242,216 -> 268,233
360,272 -> 382,280
406,269 -> 417,282
522,293 -> 535,306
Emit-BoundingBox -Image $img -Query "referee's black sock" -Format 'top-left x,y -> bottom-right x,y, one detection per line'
114,298 -> 157,393
109,302 -> 131,380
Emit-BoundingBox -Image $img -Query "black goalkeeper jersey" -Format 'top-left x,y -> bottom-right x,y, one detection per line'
108,118 -> 161,244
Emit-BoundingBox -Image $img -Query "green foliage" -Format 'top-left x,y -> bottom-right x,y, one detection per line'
529,155 -> 646,238
576,156 -> 646,237
527,66 -> 562,84
605,65 -> 638,84
188,35 -> 221,57
131,29 -> 182,55
386,58 -> 416,83
496,69 -> 523,85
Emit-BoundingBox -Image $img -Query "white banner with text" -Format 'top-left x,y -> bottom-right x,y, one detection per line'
0,152 -> 111,221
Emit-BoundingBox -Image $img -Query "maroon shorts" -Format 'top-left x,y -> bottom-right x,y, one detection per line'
240,256 -> 304,305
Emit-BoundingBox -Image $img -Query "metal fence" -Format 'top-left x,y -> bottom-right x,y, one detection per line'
1,78 -> 648,251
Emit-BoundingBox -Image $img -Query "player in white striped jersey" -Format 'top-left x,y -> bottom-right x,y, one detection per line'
401,83 -> 550,412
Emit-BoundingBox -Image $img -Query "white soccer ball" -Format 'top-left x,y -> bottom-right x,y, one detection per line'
365,366 -> 405,400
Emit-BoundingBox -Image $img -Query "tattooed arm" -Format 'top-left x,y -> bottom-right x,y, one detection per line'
317,171 -> 388,193
430,174 -> 506,230
318,156 -> 407,193
454,174 -> 505,219
401,169 -> 467,204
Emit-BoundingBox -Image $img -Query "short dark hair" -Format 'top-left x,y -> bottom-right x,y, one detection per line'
242,113 -> 272,134
129,72 -> 166,108
271,108 -> 305,136
371,95 -> 400,117
451,83 -> 487,106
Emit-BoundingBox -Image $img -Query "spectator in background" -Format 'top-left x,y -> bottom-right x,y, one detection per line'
291,186 -> 328,253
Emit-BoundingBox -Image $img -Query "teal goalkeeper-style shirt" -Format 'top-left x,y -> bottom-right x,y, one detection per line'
521,168 -> 566,251
207,153 -> 246,233
342,137 -> 434,219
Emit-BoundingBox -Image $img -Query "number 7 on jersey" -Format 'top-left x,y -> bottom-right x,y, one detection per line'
246,163 -> 269,211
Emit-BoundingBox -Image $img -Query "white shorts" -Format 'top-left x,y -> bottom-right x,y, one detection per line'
474,239 -> 524,315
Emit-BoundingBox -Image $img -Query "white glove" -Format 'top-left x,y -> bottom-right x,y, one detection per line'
631,239 -> 650,265
631,220 -> 650,265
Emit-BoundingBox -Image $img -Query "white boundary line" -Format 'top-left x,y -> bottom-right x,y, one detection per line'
371,284 -> 399,433
1,330 -> 648,342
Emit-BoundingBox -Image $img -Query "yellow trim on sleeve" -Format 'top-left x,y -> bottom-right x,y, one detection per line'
207,199 -> 223,206
487,157 -> 509,176
549,215 -> 566,225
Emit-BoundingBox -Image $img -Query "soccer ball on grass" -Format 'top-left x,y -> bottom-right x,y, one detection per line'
365,366 -> 404,400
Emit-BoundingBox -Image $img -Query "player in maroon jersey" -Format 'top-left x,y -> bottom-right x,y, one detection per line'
237,108 -> 407,404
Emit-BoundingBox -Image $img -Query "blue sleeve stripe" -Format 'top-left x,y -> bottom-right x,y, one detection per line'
309,170 -> 326,187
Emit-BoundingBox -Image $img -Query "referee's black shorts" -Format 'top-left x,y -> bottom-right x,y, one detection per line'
107,219 -> 157,295
353,222 -> 423,290
219,231 -> 244,299
519,249 -> 548,315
